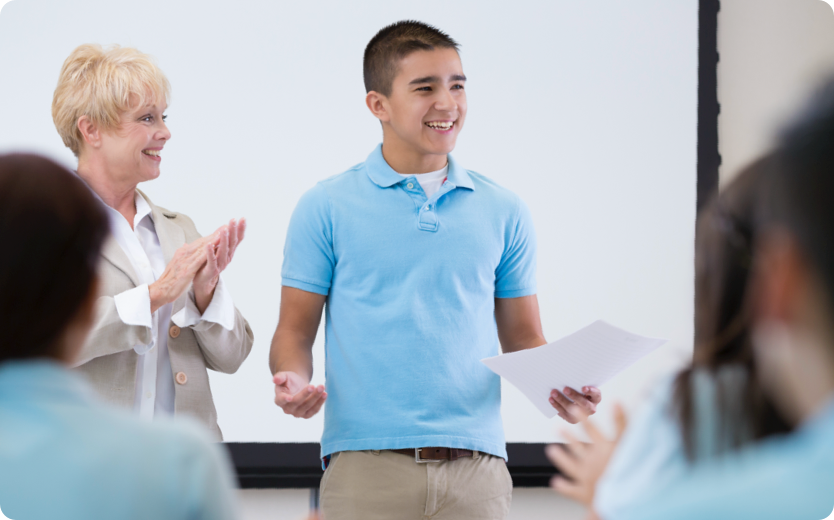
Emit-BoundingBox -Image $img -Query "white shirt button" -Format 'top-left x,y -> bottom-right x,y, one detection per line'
145,392 -> 152,399
407,183 -> 414,189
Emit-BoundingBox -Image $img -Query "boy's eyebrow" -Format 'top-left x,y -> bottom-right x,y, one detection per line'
409,75 -> 439,85
408,74 -> 467,85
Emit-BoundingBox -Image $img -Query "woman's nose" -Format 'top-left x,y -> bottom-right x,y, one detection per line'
157,122 -> 171,141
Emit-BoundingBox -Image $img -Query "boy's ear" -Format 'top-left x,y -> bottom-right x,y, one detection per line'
77,115 -> 102,150
365,91 -> 391,123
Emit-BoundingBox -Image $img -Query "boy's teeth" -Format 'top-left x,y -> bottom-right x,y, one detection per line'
426,121 -> 454,129
143,150 -> 160,157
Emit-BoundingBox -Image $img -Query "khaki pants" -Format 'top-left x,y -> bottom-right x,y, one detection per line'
320,450 -> 513,520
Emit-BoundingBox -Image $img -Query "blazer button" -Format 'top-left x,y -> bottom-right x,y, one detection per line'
175,372 -> 188,385
169,325 -> 181,338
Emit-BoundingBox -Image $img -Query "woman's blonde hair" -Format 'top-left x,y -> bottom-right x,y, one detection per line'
52,44 -> 171,157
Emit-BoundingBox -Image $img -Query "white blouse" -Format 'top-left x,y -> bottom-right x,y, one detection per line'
106,192 -> 234,420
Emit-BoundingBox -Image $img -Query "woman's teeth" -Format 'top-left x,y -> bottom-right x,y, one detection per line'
142,150 -> 161,157
426,121 -> 454,130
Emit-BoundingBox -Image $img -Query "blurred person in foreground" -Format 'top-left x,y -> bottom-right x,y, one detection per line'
615,74 -> 834,520
549,79 -> 834,520
547,155 -> 793,519
0,153 -> 237,520
52,44 -> 253,439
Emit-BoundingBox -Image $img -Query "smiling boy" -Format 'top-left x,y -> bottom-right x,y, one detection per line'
269,21 -> 602,519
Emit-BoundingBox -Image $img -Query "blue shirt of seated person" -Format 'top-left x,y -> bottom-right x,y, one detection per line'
0,360 -> 237,520
613,398 -> 834,520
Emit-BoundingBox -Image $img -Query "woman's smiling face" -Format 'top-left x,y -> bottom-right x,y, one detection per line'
98,101 -> 170,185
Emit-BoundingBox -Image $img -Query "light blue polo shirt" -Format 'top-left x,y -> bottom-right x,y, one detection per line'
282,144 -> 537,460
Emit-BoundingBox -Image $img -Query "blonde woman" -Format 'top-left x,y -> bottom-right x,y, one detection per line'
52,44 -> 253,440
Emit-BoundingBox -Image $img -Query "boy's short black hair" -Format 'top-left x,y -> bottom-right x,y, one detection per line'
363,20 -> 459,96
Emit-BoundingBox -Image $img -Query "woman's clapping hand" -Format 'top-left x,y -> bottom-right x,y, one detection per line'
193,218 -> 246,313
148,218 -> 246,314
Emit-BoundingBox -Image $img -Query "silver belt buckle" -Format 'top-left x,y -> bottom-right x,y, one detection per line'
415,448 -> 442,464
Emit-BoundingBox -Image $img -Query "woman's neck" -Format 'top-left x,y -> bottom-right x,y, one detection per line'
77,156 -> 138,228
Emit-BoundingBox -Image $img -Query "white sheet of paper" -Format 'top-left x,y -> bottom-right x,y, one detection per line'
481,320 -> 668,418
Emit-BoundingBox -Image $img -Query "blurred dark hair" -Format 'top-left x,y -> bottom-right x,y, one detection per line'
769,77 -> 834,313
0,153 -> 109,362
364,20 -> 459,96
674,154 -> 791,460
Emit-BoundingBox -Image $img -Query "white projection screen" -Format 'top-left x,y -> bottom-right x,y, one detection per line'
0,0 -> 698,444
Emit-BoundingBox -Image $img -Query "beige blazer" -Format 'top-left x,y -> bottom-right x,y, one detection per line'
73,190 -> 254,440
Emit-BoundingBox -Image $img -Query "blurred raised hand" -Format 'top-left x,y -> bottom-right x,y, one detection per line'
546,403 -> 628,508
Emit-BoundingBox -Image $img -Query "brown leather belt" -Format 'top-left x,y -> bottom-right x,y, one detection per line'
391,447 -> 474,462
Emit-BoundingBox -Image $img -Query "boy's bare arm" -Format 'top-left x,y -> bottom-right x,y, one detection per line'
494,294 -> 547,353
270,286 -> 328,418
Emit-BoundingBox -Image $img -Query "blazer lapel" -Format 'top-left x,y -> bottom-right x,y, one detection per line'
139,190 -> 185,266
139,190 -> 188,315
100,234 -> 141,287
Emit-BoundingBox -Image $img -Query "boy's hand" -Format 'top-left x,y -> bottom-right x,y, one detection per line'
273,371 -> 327,419
550,386 -> 602,423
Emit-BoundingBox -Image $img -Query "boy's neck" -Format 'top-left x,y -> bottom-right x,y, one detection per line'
380,140 -> 448,174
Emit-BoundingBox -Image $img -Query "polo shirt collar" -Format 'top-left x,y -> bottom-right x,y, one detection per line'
365,143 -> 475,191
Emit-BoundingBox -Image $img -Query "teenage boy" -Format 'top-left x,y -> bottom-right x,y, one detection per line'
615,82 -> 834,520
270,21 -> 602,519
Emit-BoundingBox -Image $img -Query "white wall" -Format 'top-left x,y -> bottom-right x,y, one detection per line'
718,0 -> 834,185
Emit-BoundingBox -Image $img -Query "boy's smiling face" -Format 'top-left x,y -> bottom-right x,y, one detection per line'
367,47 -> 467,172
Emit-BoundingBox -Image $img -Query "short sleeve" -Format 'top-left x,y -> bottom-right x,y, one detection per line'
495,198 -> 537,298
281,184 -> 335,296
